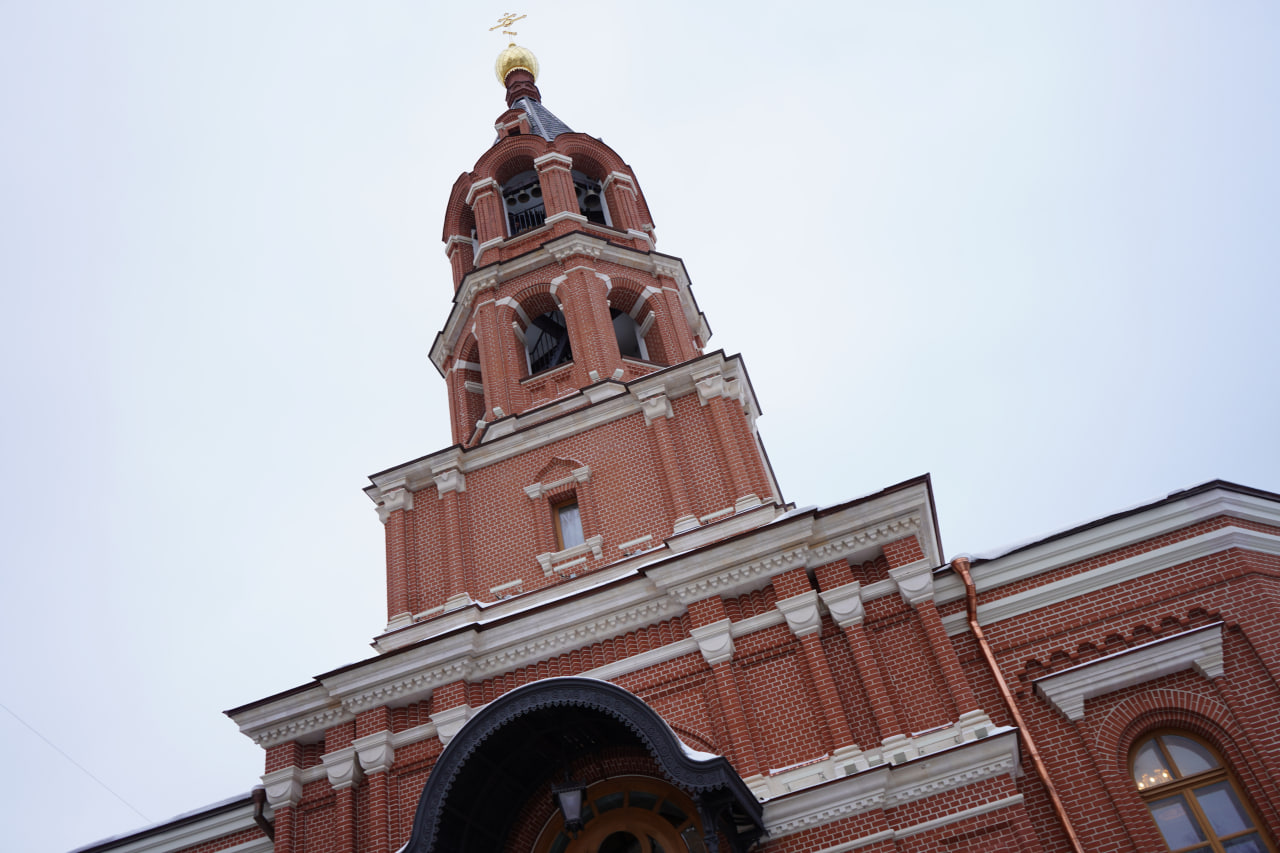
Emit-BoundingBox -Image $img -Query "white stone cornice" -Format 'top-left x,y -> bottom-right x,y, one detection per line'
777,591 -> 823,637
353,730 -> 396,774
262,766 -> 304,809
936,489 -> 1280,614
1034,622 -> 1224,721
321,746 -> 363,790
243,703 -> 353,748
430,704 -> 473,747
547,232 -> 604,262
941,527 -> 1280,634
665,546 -> 810,605
806,515 -> 922,569
762,730 -> 1020,838
690,618 -> 734,665
472,594 -> 682,677
888,560 -> 935,607
819,582 -> 864,628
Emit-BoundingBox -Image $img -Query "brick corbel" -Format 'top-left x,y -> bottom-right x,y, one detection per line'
322,747 -> 363,790
776,591 -> 823,637
818,581 -> 864,628
889,560 -> 935,607
690,618 -> 734,665
353,731 -> 395,775
262,766 -> 304,809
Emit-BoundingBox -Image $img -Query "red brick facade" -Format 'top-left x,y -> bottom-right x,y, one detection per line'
81,48 -> 1279,853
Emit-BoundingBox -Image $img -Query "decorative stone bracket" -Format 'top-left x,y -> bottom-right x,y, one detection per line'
431,704 -> 473,748
776,591 -> 823,637
321,746 -> 363,790
691,618 -> 734,665
889,561 -> 935,607
1034,622 -> 1225,721
354,730 -> 396,775
636,386 -> 673,425
261,766 -> 304,809
818,582 -> 864,628
433,465 -> 466,496
691,367 -> 742,407
376,485 -> 414,524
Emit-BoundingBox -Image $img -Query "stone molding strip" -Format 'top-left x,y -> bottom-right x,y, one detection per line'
1034,622 -> 1224,721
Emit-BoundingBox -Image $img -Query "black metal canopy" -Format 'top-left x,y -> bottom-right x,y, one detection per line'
405,677 -> 763,853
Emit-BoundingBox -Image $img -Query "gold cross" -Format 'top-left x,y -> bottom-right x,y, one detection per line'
489,12 -> 526,41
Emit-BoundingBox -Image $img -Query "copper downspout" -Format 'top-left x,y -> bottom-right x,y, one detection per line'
252,787 -> 275,842
951,556 -> 1085,853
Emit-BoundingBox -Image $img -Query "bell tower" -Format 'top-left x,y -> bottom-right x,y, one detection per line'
364,42 -> 784,644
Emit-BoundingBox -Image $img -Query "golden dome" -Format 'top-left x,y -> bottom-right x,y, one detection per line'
495,42 -> 539,85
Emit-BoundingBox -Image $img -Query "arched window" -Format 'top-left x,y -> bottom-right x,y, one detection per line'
1131,732 -> 1273,852
526,309 -> 573,374
503,169 -> 546,235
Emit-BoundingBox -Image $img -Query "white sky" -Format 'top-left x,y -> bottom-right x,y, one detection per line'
2,3 -> 1277,852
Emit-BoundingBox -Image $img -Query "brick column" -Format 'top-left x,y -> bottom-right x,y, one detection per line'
776,590 -> 857,752
445,234 -> 473,289
261,765 -> 303,853
688,599 -> 760,776
534,152 -> 578,220
474,299 -> 513,418
693,368 -> 755,508
433,463 -> 469,608
602,171 -> 640,232
378,484 -> 414,629
354,729 -> 396,853
637,388 -> 698,532
322,744 -> 361,853
889,559 -> 980,717
467,178 -> 505,246
553,266 -> 623,383
430,680 -> 474,748
819,581 -> 904,743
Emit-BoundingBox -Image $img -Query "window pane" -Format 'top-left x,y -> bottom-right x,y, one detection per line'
1148,794 -> 1207,849
558,503 -> 584,548
1223,834 -> 1267,853
1133,739 -> 1175,790
1194,781 -> 1254,836
1164,735 -> 1219,777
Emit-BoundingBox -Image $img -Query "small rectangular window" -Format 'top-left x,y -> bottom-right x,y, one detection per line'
554,499 -> 584,550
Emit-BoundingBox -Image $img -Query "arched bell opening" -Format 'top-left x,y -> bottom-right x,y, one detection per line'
503,168 -> 547,235
404,678 -> 762,853
572,169 -> 610,226
611,308 -> 648,362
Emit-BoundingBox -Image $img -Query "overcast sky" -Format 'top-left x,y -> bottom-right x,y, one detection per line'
2,3 -> 1277,852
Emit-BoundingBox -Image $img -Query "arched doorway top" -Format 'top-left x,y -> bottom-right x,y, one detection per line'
405,677 -> 762,853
